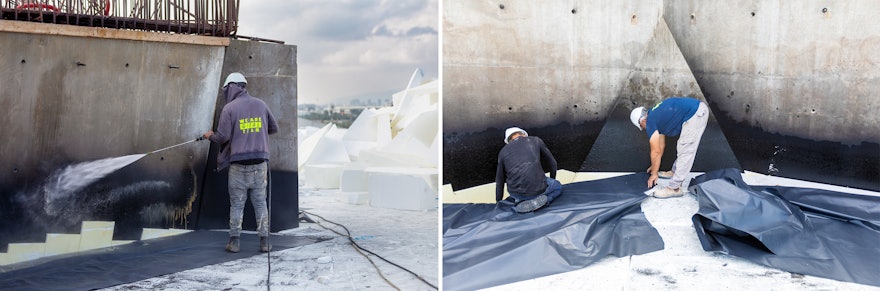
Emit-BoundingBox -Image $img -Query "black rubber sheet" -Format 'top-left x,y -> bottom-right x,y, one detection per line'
0,231 -> 324,291
443,173 -> 664,291
690,169 -> 880,287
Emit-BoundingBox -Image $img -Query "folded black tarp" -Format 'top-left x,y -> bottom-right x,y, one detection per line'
0,231 -> 324,291
690,169 -> 880,287
443,173 -> 664,291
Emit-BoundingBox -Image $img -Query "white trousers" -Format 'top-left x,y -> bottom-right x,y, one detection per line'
669,102 -> 709,189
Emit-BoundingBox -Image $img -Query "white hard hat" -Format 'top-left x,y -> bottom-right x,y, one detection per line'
223,72 -> 247,87
504,127 -> 528,144
630,107 -> 645,130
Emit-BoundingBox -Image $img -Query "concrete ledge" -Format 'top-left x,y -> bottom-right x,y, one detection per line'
445,183 -> 501,204
79,221 -> 115,251
7,243 -> 45,264
0,21 -> 230,46
141,228 -> 193,241
44,233 -> 81,257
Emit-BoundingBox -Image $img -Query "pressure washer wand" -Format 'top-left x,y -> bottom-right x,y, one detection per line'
146,136 -> 206,155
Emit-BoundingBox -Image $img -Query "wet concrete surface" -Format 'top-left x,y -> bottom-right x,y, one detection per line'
443,121 -> 603,190
581,101 -> 741,173
708,102 -> 880,191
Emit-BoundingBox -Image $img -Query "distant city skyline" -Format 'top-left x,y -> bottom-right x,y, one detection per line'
237,0 -> 438,105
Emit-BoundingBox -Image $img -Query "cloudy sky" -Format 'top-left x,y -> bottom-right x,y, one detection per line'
237,0 -> 439,105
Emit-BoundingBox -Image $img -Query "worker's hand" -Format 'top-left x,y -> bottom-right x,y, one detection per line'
647,173 -> 658,188
203,131 -> 214,139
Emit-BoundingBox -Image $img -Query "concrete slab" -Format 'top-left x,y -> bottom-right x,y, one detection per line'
140,228 -> 193,241
554,169 -> 577,184
7,243 -> 45,265
44,234 -> 81,257
79,221 -> 114,252
571,172 -> 631,183
447,183 -> 502,204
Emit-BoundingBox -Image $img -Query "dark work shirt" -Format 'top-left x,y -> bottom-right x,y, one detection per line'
645,97 -> 699,137
495,136 -> 558,201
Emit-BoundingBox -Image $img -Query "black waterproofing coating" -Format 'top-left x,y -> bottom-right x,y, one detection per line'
0,231 -> 325,291
443,173 -> 664,291
690,169 -> 880,287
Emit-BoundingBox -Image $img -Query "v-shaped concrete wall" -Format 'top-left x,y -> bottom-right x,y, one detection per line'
442,1 -> 879,191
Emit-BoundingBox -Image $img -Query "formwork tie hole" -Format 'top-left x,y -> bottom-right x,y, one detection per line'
508,106 -> 512,111
822,8 -> 828,13
20,59 -> 26,64
571,8 -> 577,14
499,4 -> 504,10
13,168 -> 18,173
248,55 -> 253,59
751,11 -> 756,17
125,63 -> 129,67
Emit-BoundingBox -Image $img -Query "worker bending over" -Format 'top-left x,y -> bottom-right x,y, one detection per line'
630,97 -> 709,198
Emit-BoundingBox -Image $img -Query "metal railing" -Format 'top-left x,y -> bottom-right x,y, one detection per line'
1,0 -> 238,36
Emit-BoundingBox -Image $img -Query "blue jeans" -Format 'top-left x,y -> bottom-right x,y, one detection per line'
228,162 -> 269,237
509,177 -> 562,204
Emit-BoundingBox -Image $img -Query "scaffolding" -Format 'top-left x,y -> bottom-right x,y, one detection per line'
1,0 -> 238,37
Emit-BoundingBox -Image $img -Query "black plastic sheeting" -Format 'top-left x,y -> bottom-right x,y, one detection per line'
0,231 -> 324,291
690,169 -> 880,287
443,173 -> 664,291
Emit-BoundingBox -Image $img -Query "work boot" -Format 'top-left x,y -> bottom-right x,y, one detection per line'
226,236 -> 240,253
515,194 -> 548,213
658,171 -> 674,179
652,187 -> 684,199
260,236 -> 272,252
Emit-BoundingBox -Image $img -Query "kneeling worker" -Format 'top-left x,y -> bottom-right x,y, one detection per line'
495,127 -> 562,213
630,97 -> 709,198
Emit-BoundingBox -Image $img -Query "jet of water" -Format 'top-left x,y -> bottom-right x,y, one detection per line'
42,154 -> 146,215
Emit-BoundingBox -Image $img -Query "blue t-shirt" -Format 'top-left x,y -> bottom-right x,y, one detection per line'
645,97 -> 699,137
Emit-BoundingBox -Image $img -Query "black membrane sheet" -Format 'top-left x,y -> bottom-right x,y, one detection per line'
442,173 -> 664,291
690,169 -> 880,287
0,231 -> 323,291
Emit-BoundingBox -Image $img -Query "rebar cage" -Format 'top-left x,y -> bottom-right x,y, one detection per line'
1,0 -> 239,36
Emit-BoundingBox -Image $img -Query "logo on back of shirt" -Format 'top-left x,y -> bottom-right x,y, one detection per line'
652,102 -> 663,110
239,117 -> 263,134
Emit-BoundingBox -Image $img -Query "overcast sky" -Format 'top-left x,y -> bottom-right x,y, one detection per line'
237,0 -> 439,105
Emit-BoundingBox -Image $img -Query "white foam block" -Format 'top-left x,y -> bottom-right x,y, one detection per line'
344,191 -> 369,205
303,164 -> 345,189
367,167 -> 438,211
340,163 -> 369,192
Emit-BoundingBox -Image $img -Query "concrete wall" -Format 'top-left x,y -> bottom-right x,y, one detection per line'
0,26 -> 224,247
443,0 -> 664,133
664,1 -> 879,190
443,1 -> 878,190
197,39 -> 300,232
663,0 -> 880,145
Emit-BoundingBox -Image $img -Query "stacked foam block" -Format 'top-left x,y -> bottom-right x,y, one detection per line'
299,70 -> 439,211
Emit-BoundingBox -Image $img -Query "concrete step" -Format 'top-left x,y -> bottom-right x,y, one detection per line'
0,221 -> 192,266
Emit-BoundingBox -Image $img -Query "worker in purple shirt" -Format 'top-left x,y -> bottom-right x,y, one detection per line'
630,97 -> 709,198
203,72 -> 278,253
495,127 -> 562,213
